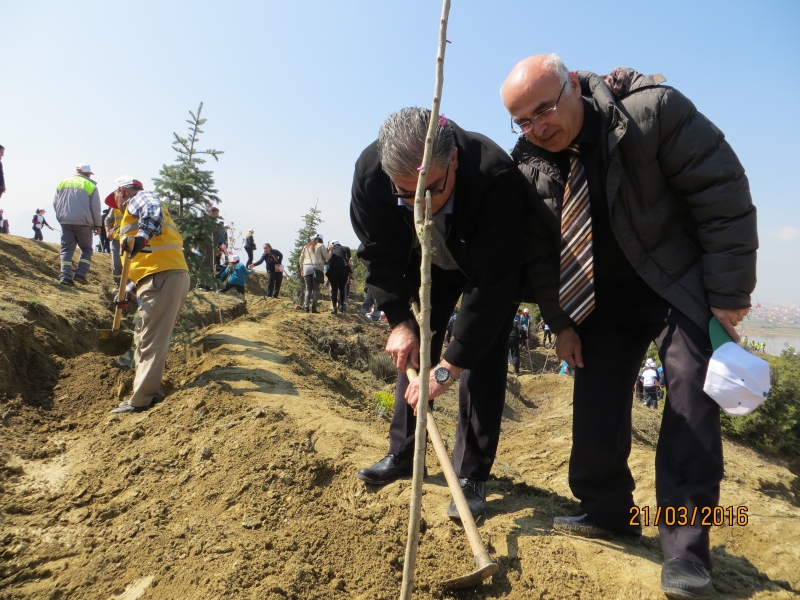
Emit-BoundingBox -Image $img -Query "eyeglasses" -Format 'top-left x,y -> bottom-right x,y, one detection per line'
390,163 -> 450,200
510,81 -> 567,135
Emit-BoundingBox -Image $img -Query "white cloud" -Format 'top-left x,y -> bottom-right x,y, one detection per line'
778,227 -> 799,241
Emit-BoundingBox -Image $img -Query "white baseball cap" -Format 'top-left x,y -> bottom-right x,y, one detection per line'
104,176 -> 144,207
230,255 -> 240,262
77,163 -> 93,174
331,240 -> 340,246
703,318 -> 770,416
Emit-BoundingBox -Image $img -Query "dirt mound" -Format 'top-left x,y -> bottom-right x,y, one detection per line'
0,236 -> 248,404
1,249 -> 799,599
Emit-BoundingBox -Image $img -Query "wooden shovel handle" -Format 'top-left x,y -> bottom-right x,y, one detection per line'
112,239 -> 134,331
405,368 -> 494,566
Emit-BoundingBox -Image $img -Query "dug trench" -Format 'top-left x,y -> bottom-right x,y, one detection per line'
1,236 -> 799,599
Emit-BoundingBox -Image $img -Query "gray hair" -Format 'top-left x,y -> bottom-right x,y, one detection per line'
377,107 -> 455,178
541,53 -> 572,96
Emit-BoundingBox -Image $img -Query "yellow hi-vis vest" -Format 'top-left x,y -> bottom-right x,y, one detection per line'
108,208 -> 124,241
120,203 -> 188,284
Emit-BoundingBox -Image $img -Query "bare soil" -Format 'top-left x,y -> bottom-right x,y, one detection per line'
1,235 -> 798,599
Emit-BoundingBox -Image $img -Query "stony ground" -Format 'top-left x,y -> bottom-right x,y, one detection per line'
1,235 -> 799,599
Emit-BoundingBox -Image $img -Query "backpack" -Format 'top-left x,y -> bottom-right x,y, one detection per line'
328,246 -> 349,271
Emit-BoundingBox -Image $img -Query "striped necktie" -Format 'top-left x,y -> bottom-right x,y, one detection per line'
559,143 -> 595,324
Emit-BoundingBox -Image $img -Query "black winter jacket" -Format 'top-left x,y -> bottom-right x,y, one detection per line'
350,122 -> 526,369
514,69 -> 758,332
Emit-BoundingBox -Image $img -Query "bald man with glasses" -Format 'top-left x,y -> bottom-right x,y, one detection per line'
502,54 -> 758,599
350,107 -> 528,519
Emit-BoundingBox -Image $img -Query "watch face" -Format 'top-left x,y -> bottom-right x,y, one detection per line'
434,366 -> 450,383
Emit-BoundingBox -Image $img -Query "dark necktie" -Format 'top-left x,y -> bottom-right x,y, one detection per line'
559,143 -> 595,325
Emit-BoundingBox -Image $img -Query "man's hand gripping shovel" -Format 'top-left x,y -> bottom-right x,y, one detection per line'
405,365 -> 499,589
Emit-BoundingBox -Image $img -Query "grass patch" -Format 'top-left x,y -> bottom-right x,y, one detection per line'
375,391 -> 394,419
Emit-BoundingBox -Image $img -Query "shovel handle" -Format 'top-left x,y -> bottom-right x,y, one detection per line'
405,367 -> 494,566
112,240 -> 134,331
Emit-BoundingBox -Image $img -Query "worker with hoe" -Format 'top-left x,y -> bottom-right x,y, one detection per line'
106,176 -> 191,414
52,164 -> 103,285
501,54 -> 758,598
351,107 -> 526,519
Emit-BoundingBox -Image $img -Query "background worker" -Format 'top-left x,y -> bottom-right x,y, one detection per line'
326,240 -> 351,314
105,176 -> 191,414
250,243 -> 284,298
32,209 -> 55,240
216,255 -> 253,296
52,164 -> 102,285
104,196 -> 124,285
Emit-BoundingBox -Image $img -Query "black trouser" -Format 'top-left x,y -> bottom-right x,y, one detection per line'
33,227 -> 43,241
508,337 -> 520,373
643,385 -> 658,409
387,266 -> 517,482
570,287 -> 722,569
221,283 -> 245,295
543,330 -> 553,345
327,269 -> 349,308
267,271 -> 282,297
245,248 -> 254,265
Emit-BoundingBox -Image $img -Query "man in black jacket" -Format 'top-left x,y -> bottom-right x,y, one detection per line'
501,54 -> 757,599
351,107 -> 525,518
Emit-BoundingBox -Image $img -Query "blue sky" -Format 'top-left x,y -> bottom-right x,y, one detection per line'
1,0 -> 798,304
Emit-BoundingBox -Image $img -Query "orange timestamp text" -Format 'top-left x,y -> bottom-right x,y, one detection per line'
630,505 -> 748,527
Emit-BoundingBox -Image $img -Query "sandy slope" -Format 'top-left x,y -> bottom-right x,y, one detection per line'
1,235 -> 799,599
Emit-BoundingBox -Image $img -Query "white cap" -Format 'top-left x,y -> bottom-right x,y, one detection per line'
77,163 -> 93,174
703,318 -> 771,416
230,255 -> 240,262
312,233 -> 323,241
331,240 -> 340,245
104,176 -> 144,207
646,358 -> 656,367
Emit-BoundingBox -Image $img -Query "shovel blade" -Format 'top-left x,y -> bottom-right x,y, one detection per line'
440,561 -> 498,590
97,329 -> 134,356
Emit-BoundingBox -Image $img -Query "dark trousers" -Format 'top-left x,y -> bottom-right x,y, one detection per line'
387,267 -> 517,482
221,283 -> 245,295
327,270 -> 349,308
33,227 -> 43,241
267,271 -> 282,297
245,248 -> 254,265
508,337 -> 520,373
570,288 -> 722,569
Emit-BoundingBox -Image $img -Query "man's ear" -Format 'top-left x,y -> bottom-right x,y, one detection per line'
451,148 -> 459,170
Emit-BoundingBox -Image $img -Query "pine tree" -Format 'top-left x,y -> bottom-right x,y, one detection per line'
153,102 -> 224,286
284,202 -> 323,301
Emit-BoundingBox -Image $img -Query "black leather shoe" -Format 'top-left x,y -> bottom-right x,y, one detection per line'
552,513 -> 642,538
446,479 -> 486,520
660,558 -> 713,599
356,455 -> 413,485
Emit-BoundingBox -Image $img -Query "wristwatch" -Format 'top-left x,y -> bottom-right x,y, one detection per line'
433,365 -> 456,385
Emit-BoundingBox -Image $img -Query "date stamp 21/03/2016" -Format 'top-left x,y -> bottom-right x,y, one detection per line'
630,506 -> 748,527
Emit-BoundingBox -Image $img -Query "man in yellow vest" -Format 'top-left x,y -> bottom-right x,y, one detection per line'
103,195 -> 125,284
105,176 -> 190,414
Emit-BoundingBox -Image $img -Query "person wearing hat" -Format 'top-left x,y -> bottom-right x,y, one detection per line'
299,233 -> 330,313
640,359 -> 661,409
326,239 -> 351,314
31,209 -> 55,241
216,254 -> 253,295
52,164 -> 102,285
0,208 -> 9,235
243,229 -> 256,266
103,193 -> 125,285
105,176 -> 190,414
502,54 -> 758,596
